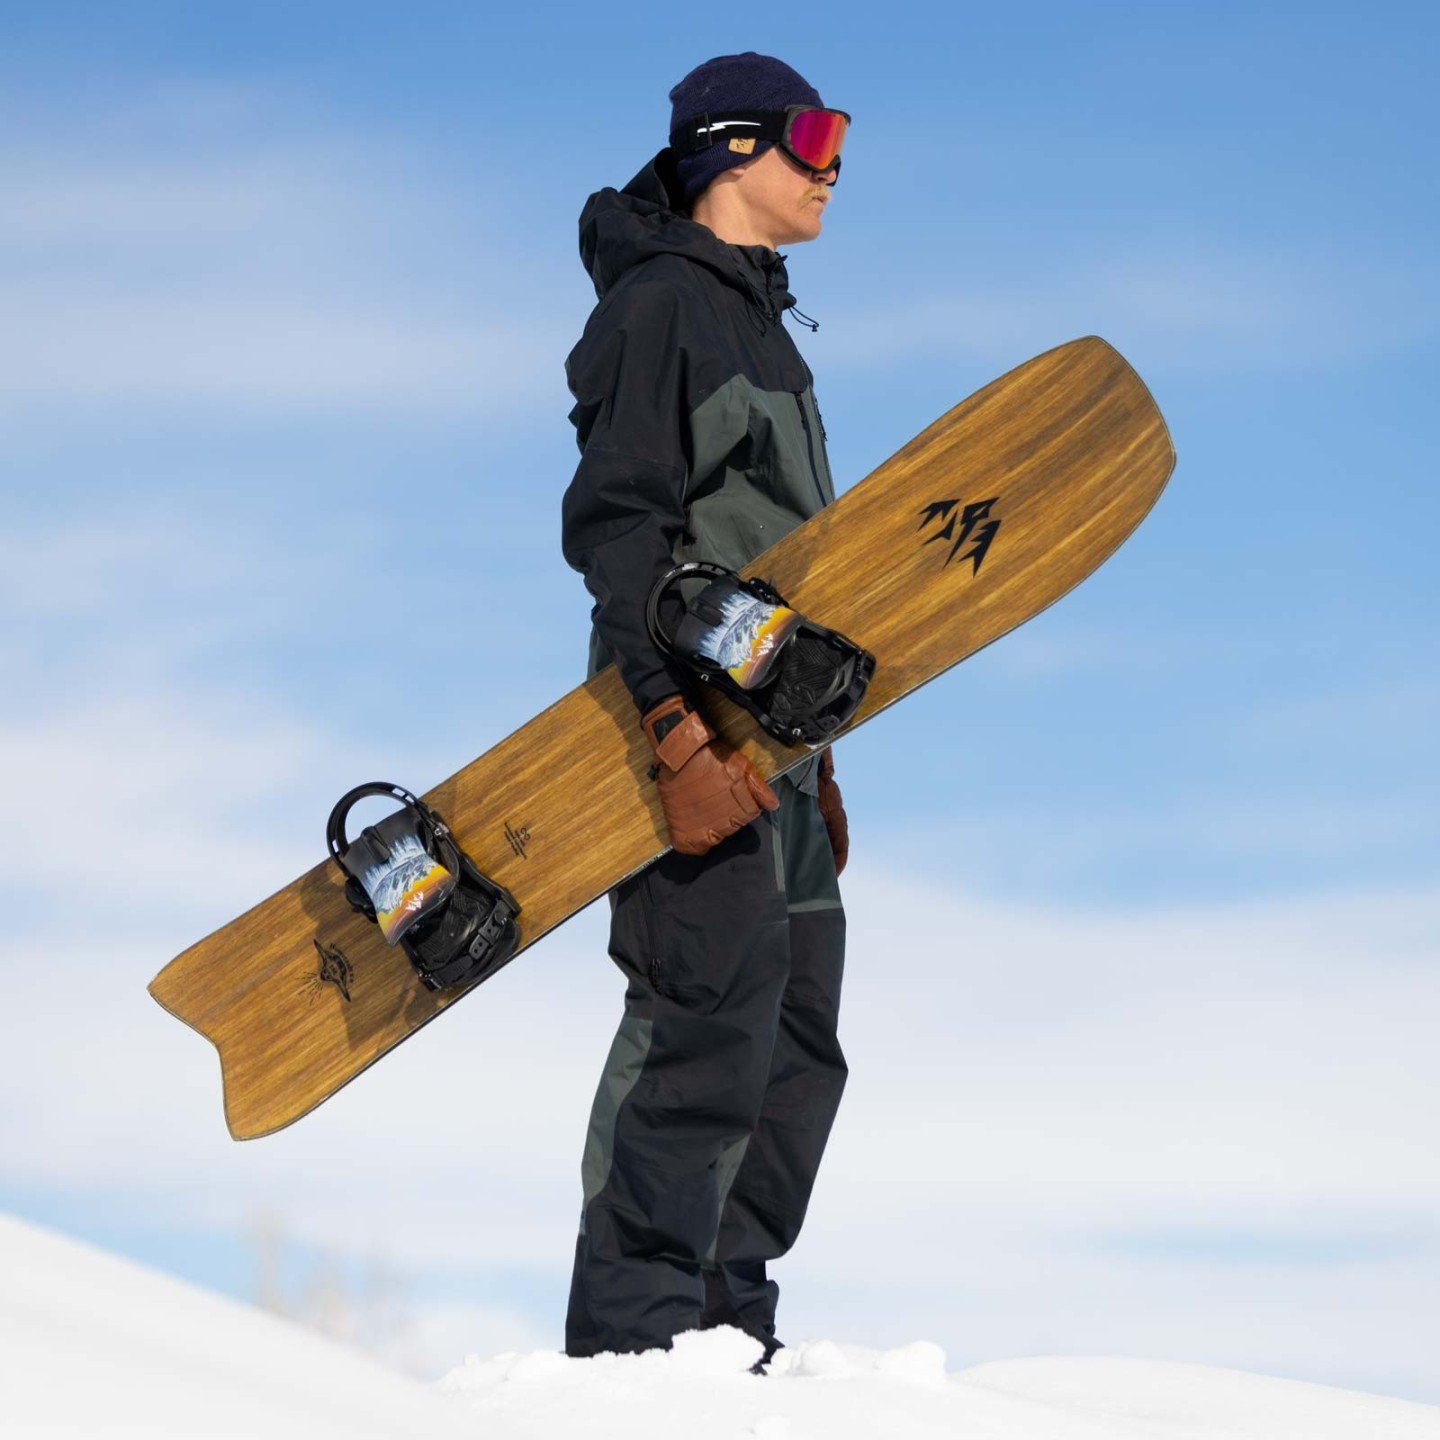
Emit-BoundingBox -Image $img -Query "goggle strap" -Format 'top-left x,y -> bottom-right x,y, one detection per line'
669,110 -> 788,158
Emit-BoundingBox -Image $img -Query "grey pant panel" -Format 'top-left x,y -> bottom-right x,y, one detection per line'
578,1014 -> 653,1214
771,772 -> 843,912
565,773 -> 846,1357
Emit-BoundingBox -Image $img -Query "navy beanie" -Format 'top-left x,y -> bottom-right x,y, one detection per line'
668,52 -> 823,208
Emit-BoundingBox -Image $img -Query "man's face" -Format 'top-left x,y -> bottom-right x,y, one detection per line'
732,144 -> 837,245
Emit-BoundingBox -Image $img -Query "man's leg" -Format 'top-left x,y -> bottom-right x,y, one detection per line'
702,777 -> 848,1346
565,803 -> 791,1358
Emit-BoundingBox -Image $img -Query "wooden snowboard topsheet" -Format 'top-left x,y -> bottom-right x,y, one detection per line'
150,336 -> 1176,1139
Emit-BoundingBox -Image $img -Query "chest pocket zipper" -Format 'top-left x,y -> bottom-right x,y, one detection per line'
794,391 -> 828,510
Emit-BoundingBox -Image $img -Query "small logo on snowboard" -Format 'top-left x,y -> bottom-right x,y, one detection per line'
312,939 -> 353,1002
918,497 -> 1000,575
504,820 -> 531,859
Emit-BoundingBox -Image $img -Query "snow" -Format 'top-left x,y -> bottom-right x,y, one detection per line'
0,1212 -> 473,1438
439,1332 -> 1440,1439
6,1208 -> 1440,1439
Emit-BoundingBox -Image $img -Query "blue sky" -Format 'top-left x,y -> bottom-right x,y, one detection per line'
3,0 -> 1438,1403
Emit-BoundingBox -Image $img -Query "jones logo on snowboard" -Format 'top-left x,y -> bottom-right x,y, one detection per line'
312,939 -> 354,1003
918,497 -> 1001,575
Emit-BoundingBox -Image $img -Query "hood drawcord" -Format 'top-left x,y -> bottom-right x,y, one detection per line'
765,252 -> 817,331
757,260 -> 822,333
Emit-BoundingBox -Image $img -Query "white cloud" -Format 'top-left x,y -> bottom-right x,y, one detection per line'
0,154 -> 334,244
0,284 -> 566,415
1245,678 -> 1440,750
811,243 -> 1438,376
0,92 -> 572,418
861,781 -> 1438,890
2,869 -> 1438,1393
0,507 -> 416,920
968,620 -> 1162,681
2,511 -> 299,619
0,693 -> 352,916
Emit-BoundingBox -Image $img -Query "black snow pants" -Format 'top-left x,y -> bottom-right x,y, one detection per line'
565,771 -> 847,1358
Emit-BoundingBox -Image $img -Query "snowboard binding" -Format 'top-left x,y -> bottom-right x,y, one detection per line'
325,783 -> 521,993
645,561 -> 875,746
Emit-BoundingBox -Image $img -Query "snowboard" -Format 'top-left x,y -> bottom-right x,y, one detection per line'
150,336 -> 1175,1140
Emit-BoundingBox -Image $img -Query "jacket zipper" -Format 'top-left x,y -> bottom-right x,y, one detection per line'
794,391 -> 829,509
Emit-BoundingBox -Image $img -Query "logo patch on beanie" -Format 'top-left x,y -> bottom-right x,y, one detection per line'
728,137 -> 756,154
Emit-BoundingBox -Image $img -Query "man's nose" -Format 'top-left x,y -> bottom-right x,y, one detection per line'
811,162 -> 839,186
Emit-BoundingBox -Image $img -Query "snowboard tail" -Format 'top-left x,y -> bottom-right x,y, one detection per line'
149,336 -> 1175,1139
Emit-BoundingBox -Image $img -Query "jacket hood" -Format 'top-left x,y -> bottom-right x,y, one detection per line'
578,149 -> 797,323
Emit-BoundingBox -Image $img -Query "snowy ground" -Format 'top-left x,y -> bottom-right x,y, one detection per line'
6,1210 -> 1440,1439
439,1335 -> 1440,1440
1,1212 -> 474,1439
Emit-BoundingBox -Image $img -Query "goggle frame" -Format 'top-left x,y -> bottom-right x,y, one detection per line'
669,104 -> 852,181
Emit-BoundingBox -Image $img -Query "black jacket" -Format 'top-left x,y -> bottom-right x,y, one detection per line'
560,149 -> 839,790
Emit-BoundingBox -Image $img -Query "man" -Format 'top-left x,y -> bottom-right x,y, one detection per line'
559,52 -> 852,1368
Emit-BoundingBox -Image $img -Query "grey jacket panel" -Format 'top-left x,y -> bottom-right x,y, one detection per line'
584,375 -> 834,792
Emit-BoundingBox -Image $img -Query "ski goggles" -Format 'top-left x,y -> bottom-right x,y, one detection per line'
669,104 -> 851,178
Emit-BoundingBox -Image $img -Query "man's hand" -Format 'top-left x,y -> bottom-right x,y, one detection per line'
817,747 -> 848,876
642,695 -> 779,856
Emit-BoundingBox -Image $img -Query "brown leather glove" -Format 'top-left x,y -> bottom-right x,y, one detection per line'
817,747 -> 848,876
641,694 -> 779,856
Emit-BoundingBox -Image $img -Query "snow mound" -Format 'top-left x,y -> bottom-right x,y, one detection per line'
440,1327 -> 1440,1440
962,1356 -> 1440,1438
1,1211 -> 472,1438
6,1208 -> 1439,1439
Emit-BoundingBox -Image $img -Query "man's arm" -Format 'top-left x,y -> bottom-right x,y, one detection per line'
561,276 -> 778,854
560,280 -> 698,716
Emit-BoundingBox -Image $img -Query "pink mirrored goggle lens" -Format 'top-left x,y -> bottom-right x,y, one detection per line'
787,108 -> 849,172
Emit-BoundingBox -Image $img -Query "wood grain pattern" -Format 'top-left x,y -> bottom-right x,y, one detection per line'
149,336 -> 1175,1139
